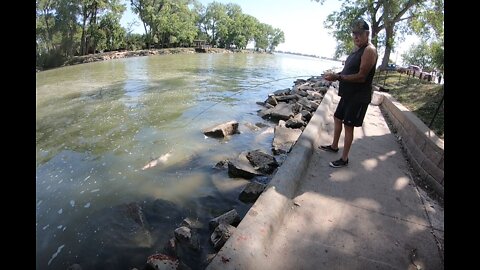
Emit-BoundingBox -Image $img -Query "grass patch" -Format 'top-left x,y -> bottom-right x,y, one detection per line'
373,70 -> 444,140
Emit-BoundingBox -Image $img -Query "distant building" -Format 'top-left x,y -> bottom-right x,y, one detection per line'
194,40 -> 208,53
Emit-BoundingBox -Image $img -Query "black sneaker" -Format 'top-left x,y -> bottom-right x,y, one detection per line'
319,145 -> 339,153
329,158 -> 348,168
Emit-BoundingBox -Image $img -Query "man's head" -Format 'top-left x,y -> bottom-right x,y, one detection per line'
351,19 -> 370,46
351,19 -> 369,33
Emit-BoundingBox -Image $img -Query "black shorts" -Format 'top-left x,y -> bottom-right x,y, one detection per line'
334,97 -> 369,127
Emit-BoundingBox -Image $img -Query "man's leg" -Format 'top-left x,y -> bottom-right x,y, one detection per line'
341,124 -> 354,161
321,98 -> 345,152
331,116 -> 343,150
339,101 -> 368,162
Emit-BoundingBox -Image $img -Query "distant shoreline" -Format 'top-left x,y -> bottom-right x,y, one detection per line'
37,48 -> 341,73
37,47 -> 267,72
274,50 -> 341,62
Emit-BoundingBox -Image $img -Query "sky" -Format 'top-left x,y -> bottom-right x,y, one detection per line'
120,0 -> 419,64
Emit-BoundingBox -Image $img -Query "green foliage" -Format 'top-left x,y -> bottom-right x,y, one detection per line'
408,0 -> 444,40
401,42 -> 431,69
36,48 -> 67,70
124,33 -> 145,51
36,0 -> 129,69
223,6 -> 258,49
373,70 -> 444,139
254,23 -> 272,51
90,24 -> 107,52
269,28 -> 285,52
203,1 -> 229,47
154,0 -> 198,47
430,39 -> 443,72
36,0 -> 287,69
100,13 -> 127,50
401,38 -> 443,72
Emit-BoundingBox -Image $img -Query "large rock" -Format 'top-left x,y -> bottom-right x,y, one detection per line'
246,149 -> 278,174
275,94 -> 298,102
174,226 -> 192,242
239,181 -> 267,203
292,89 -> 308,97
210,223 -> 236,251
296,83 -> 314,91
272,123 -> 302,154
145,253 -> 179,270
265,95 -> 278,106
203,121 -> 239,138
209,209 -> 241,230
306,90 -> 323,100
300,110 -> 312,121
294,78 -> 307,85
227,152 -> 264,179
174,226 -> 200,251
297,97 -> 316,112
285,115 -> 305,129
265,102 -> 294,121
273,88 -> 291,96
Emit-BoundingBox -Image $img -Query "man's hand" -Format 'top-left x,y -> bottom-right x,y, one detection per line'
324,73 -> 339,81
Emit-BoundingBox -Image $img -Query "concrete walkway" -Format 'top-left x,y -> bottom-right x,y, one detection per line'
207,88 -> 444,270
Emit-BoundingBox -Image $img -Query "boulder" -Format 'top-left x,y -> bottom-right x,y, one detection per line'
203,121 -> 239,138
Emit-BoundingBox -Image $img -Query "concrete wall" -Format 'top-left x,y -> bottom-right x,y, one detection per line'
377,90 -> 444,198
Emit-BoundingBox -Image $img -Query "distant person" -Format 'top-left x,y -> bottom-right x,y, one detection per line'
437,73 -> 442,84
320,18 -> 378,168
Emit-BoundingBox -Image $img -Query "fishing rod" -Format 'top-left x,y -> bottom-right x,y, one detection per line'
187,74 -> 320,124
142,73 -> 329,169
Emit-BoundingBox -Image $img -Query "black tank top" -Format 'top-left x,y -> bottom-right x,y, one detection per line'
338,45 -> 377,102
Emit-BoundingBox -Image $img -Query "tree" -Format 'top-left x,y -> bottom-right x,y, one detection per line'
401,38 -> 443,72
223,4 -> 258,49
430,38 -> 443,72
36,0 -> 57,53
316,0 -> 443,68
99,12 -> 126,51
155,0 -> 198,47
268,28 -> 285,52
52,0 -> 81,56
203,2 -> 229,47
36,0 -> 81,68
408,0 -> 444,40
78,0 -> 94,55
130,0 -> 158,48
253,23 -> 272,51
401,42 -> 431,70
124,33 -> 145,51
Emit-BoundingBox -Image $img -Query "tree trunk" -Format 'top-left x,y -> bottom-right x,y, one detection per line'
80,4 -> 90,56
81,16 -> 87,55
380,24 -> 395,69
142,22 -> 149,49
91,6 -> 98,54
42,9 -> 52,52
212,23 -> 216,47
369,20 -> 380,49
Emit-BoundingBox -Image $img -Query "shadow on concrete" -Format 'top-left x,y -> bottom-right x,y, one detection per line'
272,131 -> 444,269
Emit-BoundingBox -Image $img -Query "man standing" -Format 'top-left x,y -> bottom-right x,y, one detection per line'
320,18 -> 378,168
